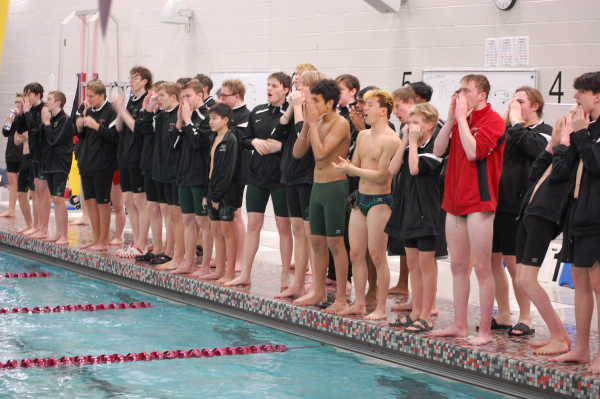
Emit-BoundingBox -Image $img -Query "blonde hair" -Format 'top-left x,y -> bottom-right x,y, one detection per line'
298,71 -> 328,88
87,80 -> 106,98
364,89 -> 395,119
407,103 -> 439,127
222,79 -> 246,100
295,63 -> 317,73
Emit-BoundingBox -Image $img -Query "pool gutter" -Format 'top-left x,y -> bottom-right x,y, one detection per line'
0,238 -> 589,399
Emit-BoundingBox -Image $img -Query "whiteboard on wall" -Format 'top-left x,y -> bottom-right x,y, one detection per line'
423,69 -> 537,119
210,72 -> 271,111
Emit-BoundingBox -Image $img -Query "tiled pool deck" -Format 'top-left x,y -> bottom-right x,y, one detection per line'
0,213 -> 596,398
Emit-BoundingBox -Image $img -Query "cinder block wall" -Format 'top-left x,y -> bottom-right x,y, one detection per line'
0,0 -> 596,229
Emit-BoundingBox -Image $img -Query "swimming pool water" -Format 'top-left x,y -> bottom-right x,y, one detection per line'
0,252 -> 511,398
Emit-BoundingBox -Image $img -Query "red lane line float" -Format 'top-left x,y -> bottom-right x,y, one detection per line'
0,345 -> 287,370
0,302 -> 151,315
1,272 -> 50,279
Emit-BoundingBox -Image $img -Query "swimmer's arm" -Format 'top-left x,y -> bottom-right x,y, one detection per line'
292,121 -> 311,159
311,119 -> 349,162
433,119 -> 454,157
343,131 -> 364,177
408,140 -> 420,175
457,117 -> 477,161
389,138 -> 407,175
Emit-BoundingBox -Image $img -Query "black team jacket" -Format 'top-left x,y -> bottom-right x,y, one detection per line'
241,102 -> 288,189
117,92 -> 147,169
16,101 -> 45,165
230,104 -> 251,186
207,129 -> 239,209
385,134 -> 444,240
518,146 -> 571,235
2,117 -> 23,163
149,106 -> 179,184
560,117 -> 600,236
75,101 -> 118,177
42,109 -> 74,174
174,104 -> 212,187
496,122 -> 552,215
272,115 -> 314,186
139,109 -> 154,177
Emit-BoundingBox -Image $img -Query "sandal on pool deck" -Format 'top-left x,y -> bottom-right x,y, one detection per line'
151,254 -> 172,265
196,245 -> 203,257
405,318 -> 432,333
476,317 -> 512,332
389,315 -> 413,328
508,322 -> 535,336
135,251 -> 157,262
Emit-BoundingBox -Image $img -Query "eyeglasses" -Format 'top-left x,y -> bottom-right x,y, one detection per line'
219,93 -> 235,99
129,76 -> 141,81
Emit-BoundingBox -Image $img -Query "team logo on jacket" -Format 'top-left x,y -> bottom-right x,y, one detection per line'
219,145 -> 226,151
98,119 -> 105,126
132,109 -> 138,118
471,127 -> 478,136
169,123 -> 176,131
53,121 -> 59,128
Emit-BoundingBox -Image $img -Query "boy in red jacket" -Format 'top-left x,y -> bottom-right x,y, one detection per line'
432,75 -> 506,345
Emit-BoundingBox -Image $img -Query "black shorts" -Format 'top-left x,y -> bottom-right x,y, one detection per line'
403,235 -> 437,252
81,174 -> 113,204
154,181 -> 168,204
435,208 -> 448,258
492,211 -> 519,256
145,176 -> 159,203
207,202 -> 236,222
6,162 -> 20,174
120,167 -> 145,193
31,162 -> 40,179
566,234 -> 600,269
46,172 -> 69,197
17,167 -> 33,193
163,182 -> 179,206
236,184 -> 245,209
286,183 -> 312,221
516,214 -> 558,267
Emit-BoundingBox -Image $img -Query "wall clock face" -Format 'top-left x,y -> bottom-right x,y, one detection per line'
495,0 -> 517,10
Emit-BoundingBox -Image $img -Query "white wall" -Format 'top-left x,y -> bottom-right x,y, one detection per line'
0,0 -> 596,224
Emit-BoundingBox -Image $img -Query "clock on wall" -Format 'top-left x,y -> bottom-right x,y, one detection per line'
495,0 -> 517,10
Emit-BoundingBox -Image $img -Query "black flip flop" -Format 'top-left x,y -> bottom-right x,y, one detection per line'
508,322 -> 535,336
151,254 -> 172,265
317,301 -> 334,309
135,251 -> 156,262
476,317 -> 512,332
196,245 -> 203,257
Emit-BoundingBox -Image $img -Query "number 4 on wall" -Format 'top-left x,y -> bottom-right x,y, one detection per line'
549,71 -> 564,103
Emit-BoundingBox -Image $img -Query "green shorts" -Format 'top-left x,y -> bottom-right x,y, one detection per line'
245,184 -> 289,217
309,180 -> 348,237
208,202 -> 235,222
178,185 -> 207,216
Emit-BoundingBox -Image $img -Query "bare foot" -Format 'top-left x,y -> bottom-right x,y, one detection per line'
30,231 -> 49,240
23,227 -> 39,236
388,286 -> 409,295
293,293 -> 326,307
210,258 -> 217,267
90,244 -> 108,252
235,262 -> 243,272
147,244 -> 154,251
391,301 -> 413,312
431,325 -> 469,338
324,300 -> 348,314
198,270 -> 225,280
0,211 -> 15,218
281,276 -> 291,290
81,241 -> 97,249
42,235 -> 60,243
534,340 -> 570,355
294,289 -> 317,304
171,265 -> 196,275
588,358 -> 600,373
549,350 -> 590,363
70,218 -> 89,226
216,275 -> 235,285
336,303 -> 367,316
17,225 -> 32,234
190,267 -> 212,278
108,237 -> 123,246
224,275 -> 251,286
275,285 -> 305,299
468,332 -> 493,346
531,334 -> 572,349
364,309 -> 388,320
156,260 -> 180,271
55,237 -> 69,246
